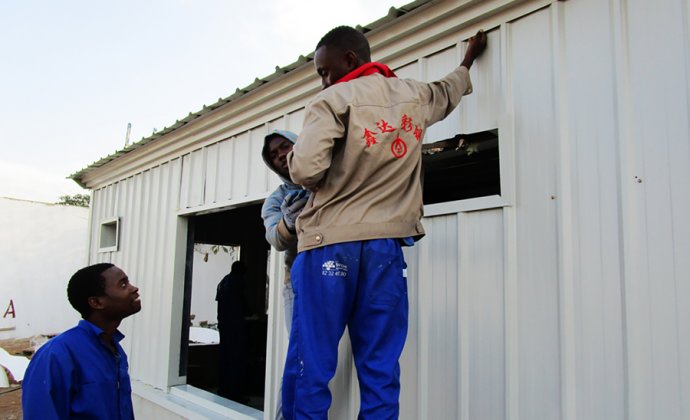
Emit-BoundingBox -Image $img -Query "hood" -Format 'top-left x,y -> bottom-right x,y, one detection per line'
262,129 -> 298,184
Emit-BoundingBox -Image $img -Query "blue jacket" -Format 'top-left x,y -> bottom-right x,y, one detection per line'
22,320 -> 134,420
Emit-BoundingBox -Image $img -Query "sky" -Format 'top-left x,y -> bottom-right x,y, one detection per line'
0,0 -> 406,202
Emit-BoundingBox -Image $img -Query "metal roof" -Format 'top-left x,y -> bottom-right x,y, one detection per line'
69,0 -> 433,187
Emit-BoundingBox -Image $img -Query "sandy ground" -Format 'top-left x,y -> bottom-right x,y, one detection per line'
0,387 -> 22,420
0,338 -> 36,420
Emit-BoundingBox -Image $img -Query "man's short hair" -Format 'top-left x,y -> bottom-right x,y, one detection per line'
316,26 -> 371,63
67,263 -> 113,318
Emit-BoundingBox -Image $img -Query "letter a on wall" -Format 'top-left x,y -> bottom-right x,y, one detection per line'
3,300 -> 15,318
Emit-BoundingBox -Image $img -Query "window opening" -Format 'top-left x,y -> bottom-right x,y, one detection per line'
422,129 -> 500,204
182,203 -> 269,410
98,217 -> 119,252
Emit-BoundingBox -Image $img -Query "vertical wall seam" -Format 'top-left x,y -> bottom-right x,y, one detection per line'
186,154 -> 194,209
139,170 -> 153,383
149,167 -> 164,384
417,218 -> 431,420
500,19 -> 520,420
229,141 -> 236,201
458,213 -> 470,420
672,0 -> 690,413
201,147 -> 208,206
135,170 -> 153,379
679,6 -> 690,417
263,247 -> 279,418
551,3 -> 576,420
85,189 -> 95,265
245,131 -> 252,198
154,163 -> 171,387
214,142 -> 221,204
609,0 -> 635,418
264,122 -> 271,194
166,159 -> 187,387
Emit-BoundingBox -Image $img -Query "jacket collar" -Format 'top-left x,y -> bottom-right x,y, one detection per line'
78,319 -> 125,343
335,62 -> 397,85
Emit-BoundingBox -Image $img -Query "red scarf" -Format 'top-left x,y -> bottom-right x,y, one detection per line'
335,62 -> 397,84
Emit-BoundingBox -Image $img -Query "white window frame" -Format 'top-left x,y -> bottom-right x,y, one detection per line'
98,217 -> 120,253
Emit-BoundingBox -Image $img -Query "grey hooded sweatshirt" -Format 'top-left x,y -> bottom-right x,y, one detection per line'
260,130 -> 307,283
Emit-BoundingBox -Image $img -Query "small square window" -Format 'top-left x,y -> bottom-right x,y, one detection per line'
422,129 -> 500,205
98,217 -> 119,253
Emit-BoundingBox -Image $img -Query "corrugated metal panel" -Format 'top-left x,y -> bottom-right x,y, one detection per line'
175,116 -> 327,213
89,188 -> 104,261
179,149 -> 205,209
286,109 -> 305,134
460,29 -> 502,134
423,46 -> 463,142
140,167 -> 166,386
216,139 -> 234,202
248,128 -> 269,196
615,0 -> 690,418
509,8 -> 562,420
263,249 -> 287,419
231,131 -> 251,199
118,171 -> 146,376
158,158 -> 185,388
398,209 -> 505,420
392,60 -> 419,80
419,214 -> 461,418
395,29 -> 501,143
179,154 -> 192,208
560,1 -> 626,418
204,143 -> 220,206
462,210 -> 505,420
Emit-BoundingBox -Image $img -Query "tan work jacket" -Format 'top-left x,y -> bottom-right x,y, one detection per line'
288,65 -> 473,252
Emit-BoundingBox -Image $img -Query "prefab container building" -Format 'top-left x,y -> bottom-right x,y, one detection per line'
71,0 -> 690,418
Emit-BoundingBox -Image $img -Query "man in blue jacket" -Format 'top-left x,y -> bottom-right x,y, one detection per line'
22,263 -> 141,419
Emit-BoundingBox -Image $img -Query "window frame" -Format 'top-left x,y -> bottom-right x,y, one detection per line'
98,217 -> 120,253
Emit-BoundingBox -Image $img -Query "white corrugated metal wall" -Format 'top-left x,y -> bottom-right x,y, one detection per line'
84,0 -> 690,418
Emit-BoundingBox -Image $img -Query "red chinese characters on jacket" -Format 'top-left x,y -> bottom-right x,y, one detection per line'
361,115 -> 423,158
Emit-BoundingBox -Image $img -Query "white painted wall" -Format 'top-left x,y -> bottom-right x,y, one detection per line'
0,197 -> 88,339
189,244 -> 238,326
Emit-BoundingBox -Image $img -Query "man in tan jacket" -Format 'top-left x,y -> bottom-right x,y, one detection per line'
283,26 -> 487,419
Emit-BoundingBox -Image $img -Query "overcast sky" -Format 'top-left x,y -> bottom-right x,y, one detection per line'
0,0 -> 404,202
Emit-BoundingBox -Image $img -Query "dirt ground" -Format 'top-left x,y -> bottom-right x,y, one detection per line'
0,337 -> 35,420
0,387 -> 22,420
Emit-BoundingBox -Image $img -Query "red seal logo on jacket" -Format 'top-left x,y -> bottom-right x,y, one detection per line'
391,137 -> 407,158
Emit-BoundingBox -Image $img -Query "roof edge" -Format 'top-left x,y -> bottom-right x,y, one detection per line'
69,0 -> 434,188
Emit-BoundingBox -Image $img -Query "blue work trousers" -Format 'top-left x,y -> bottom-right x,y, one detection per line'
282,239 -> 409,420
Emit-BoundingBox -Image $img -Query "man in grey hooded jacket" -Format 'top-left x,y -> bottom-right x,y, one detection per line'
261,129 -> 309,330
260,129 -> 309,419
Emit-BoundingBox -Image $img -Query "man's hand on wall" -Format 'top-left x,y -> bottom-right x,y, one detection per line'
461,30 -> 488,69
